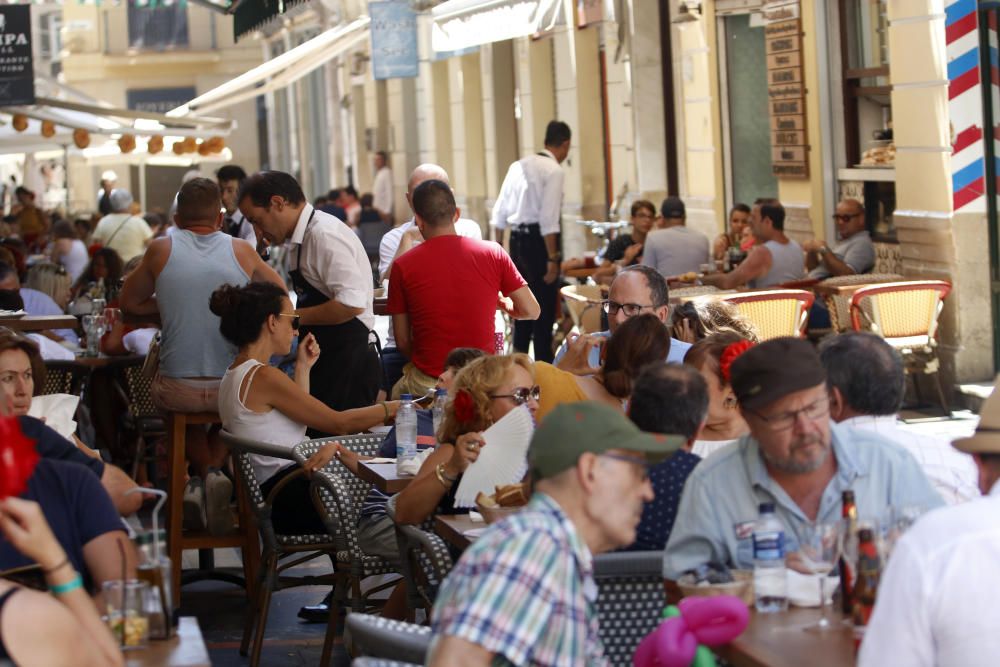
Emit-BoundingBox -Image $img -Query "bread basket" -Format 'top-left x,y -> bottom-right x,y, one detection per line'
677,569 -> 754,606
475,503 -> 524,525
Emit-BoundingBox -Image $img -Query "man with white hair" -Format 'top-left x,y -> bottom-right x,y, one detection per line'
377,163 -> 483,393
91,188 -> 152,263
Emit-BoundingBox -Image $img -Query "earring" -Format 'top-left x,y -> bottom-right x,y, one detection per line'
724,396 -> 737,409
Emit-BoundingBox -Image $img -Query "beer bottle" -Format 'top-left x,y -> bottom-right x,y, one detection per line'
851,528 -> 881,628
839,490 -> 858,614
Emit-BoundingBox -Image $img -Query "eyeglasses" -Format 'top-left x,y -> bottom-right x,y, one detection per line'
489,385 -> 540,405
603,300 -> 655,317
832,213 -> 861,223
277,312 -> 300,330
599,452 -> 650,482
747,396 -> 829,432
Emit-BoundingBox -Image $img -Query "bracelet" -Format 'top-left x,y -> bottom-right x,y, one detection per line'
435,463 -> 457,488
379,401 -> 389,421
49,573 -> 83,596
41,557 -> 69,575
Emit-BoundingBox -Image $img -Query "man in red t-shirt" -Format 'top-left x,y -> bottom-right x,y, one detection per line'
387,180 -> 540,398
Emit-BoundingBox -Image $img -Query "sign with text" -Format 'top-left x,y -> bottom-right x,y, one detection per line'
369,1 -> 418,80
764,0 -> 807,179
0,4 -> 35,106
127,87 -> 197,114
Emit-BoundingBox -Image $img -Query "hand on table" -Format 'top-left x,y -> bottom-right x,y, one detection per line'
446,432 -> 486,476
801,239 -> 826,253
556,332 -> 601,375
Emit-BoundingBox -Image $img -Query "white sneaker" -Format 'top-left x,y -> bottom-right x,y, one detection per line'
205,469 -> 234,537
183,477 -> 207,532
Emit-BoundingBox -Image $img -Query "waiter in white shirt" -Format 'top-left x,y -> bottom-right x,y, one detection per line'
217,165 -> 258,247
238,171 -> 380,426
378,163 -> 482,393
371,150 -> 394,223
491,120 -> 571,363
859,376 -> 1000,667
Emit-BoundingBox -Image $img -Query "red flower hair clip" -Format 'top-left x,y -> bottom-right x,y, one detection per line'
719,340 -> 755,384
0,417 -> 39,499
453,389 -> 476,423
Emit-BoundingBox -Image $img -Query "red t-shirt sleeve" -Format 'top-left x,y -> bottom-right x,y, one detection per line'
386,261 -> 407,315
495,243 -> 528,296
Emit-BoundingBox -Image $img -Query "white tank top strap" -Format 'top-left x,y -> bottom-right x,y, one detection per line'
239,361 -> 266,405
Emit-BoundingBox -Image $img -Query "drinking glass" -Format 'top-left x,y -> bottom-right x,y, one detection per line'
799,521 -> 842,631
883,505 -> 924,558
103,307 -> 121,331
103,580 -> 150,649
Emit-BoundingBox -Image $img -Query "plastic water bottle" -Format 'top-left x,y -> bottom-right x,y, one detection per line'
432,389 -> 447,440
752,502 -> 789,613
396,394 -> 418,474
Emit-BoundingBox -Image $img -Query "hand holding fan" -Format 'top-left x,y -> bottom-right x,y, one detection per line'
454,405 -> 534,508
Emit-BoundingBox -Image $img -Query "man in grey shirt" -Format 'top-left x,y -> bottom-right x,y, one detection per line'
641,197 -> 710,278
803,198 -> 876,279
664,337 -> 942,579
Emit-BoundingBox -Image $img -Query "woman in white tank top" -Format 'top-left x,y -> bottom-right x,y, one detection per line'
211,282 -> 399,535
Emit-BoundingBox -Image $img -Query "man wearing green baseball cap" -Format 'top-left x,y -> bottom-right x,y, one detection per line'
429,402 -> 683,666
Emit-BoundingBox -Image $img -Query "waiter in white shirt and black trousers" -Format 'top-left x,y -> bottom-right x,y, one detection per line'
492,121 -> 571,363
238,171 -> 381,432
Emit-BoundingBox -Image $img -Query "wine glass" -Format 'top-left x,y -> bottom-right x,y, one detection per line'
799,521 -> 842,631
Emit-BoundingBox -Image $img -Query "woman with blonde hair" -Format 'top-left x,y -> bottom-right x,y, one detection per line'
395,353 -> 538,525
24,263 -> 72,311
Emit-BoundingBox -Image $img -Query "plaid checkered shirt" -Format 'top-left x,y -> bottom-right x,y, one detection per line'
431,492 -> 609,666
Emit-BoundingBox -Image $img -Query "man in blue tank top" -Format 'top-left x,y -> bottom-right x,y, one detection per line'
702,198 -> 804,290
121,178 -> 284,534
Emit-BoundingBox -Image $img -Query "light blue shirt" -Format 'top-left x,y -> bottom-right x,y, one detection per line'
553,330 -> 691,369
663,421 -> 944,578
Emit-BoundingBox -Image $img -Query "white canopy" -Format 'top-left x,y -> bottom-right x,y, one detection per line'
171,16 -> 371,116
430,0 -> 562,52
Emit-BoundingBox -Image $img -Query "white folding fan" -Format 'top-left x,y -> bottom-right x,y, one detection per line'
454,404 -> 534,508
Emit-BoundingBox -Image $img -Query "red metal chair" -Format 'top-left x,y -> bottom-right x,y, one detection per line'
717,289 -> 815,340
849,280 -> 952,413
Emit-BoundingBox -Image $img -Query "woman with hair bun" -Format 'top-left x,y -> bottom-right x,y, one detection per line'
211,282 -> 399,535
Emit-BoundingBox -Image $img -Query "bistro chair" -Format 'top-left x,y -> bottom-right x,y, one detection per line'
593,551 -> 669,665
344,613 -> 432,664
850,279 -> 952,413
385,494 -> 455,613
119,363 -> 166,482
294,434 -> 401,665
717,289 -> 814,340
221,430 -> 340,667
39,359 -> 85,395
560,283 -> 606,335
814,272 -> 903,333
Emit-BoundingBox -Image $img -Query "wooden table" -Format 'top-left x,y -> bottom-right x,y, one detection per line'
434,513 -> 485,551
715,607 -> 855,667
0,314 -> 78,332
357,461 -> 413,494
126,616 -> 210,667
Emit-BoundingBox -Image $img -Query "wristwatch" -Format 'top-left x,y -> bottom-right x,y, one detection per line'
548,252 -> 562,262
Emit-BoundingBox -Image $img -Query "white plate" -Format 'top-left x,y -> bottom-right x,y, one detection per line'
0,310 -> 26,318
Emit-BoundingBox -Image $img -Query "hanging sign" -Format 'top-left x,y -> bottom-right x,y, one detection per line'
764,0 -> 808,179
369,1 -> 419,80
0,4 -> 35,107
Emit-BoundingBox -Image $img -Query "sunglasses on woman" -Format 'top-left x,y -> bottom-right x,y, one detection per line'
277,312 -> 300,330
489,385 -> 541,405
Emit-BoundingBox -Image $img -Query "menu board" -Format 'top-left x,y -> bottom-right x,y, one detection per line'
764,0 -> 808,179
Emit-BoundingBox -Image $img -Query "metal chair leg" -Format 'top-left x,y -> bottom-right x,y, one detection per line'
241,551 -> 274,656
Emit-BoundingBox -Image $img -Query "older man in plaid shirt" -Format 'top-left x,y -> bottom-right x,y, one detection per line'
428,402 -> 683,666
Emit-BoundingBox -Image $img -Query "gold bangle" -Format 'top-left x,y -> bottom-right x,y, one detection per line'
379,401 -> 389,421
434,463 -> 453,488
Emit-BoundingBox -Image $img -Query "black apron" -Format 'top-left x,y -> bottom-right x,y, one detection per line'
290,212 -> 381,436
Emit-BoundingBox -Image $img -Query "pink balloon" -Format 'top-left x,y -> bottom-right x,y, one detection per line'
656,617 -> 698,667
678,596 -> 749,647
632,631 -> 658,667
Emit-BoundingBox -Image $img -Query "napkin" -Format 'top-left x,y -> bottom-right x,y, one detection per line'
27,393 -> 80,441
787,569 -> 840,608
397,447 -> 433,476
454,405 -> 534,508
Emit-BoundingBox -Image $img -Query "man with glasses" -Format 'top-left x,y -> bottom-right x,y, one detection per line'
553,265 -> 691,372
664,337 -> 942,578
429,402 -> 683,666
803,198 -> 875,279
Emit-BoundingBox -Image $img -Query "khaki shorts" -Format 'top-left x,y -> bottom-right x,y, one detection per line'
357,514 -> 401,565
390,362 -> 437,400
151,374 -> 221,414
